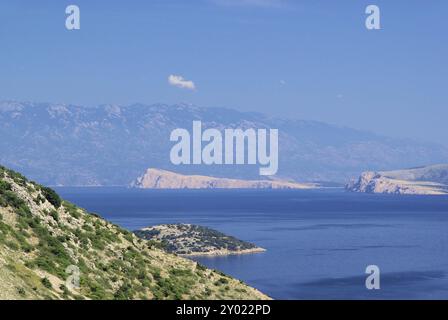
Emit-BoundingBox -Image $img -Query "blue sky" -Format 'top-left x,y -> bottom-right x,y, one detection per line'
0,0 -> 447,145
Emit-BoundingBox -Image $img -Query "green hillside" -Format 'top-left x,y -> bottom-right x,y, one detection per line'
0,165 -> 269,300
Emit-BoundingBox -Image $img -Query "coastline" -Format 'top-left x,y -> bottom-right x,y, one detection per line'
179,247 -> 267,257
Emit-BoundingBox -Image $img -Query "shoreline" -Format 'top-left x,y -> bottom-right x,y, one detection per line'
179,247 -> 266,257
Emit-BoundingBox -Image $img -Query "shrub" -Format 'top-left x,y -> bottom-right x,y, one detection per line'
214,277 -> 229,286
0,189 -> 25,209
170,268 -> 193,277
196,263 -> 207,272
34,195 -> 45,205
87,281 -> 108,300
122,232 -> 134,244
82,224 -> 93,232
5,240 -> 19,250
30,225 -> 74,278
41,277 -> 52,289
49,210 -> 59,222
41,187 -> 62,208
0,167 -> 28,186
114,282 -> 134,300
63,201 -> 81,219
17,287 -> 26,296
0,180 -> 12,192
59,284 -> 70,298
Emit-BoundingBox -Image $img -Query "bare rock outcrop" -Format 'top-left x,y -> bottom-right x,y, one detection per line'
346,165 -> 448,195
132,168 -> 319,190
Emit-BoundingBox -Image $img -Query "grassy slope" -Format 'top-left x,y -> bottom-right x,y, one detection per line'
0,166 -> 269,300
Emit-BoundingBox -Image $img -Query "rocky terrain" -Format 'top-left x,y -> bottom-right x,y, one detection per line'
0,165 -> 269,300
346,164 -> 448,195
132,168 -> 318,189
134,224 -> 265,256
1,101 -> 448,185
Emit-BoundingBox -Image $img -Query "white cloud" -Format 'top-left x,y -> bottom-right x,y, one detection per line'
168,75 -> 196,90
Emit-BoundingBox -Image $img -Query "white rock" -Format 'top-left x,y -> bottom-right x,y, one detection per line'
132,168 -> 318,190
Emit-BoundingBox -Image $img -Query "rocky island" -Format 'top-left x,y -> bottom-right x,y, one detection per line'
134,224 -> 266,256
346,164 -> 448,195
132,168 -> 318,190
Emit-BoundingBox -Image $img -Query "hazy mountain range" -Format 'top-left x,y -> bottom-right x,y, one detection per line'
1,100 -> 447,186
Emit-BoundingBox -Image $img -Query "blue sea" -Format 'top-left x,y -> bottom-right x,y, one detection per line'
55,187 -> 448,300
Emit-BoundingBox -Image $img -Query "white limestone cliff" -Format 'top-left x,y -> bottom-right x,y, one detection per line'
346,165 -> 448,195
132,168 -> 318,190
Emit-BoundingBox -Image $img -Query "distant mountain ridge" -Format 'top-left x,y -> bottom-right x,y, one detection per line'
1,100 -> 447,186
346,164 -> 448,195
132,168 -> 318,189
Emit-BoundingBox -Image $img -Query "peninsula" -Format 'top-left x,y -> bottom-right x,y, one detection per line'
132,168 -> 318,190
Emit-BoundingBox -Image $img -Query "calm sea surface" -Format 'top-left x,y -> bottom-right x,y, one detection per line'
56,187 -> 448,299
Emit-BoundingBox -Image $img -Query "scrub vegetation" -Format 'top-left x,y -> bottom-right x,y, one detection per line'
0,165 -> 269,300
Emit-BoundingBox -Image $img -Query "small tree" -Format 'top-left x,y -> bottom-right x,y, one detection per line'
41,187 -> 62,208
41,277 -> 52,289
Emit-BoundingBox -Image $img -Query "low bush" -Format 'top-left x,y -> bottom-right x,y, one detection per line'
41,187 -> 62,208
41,277 -> 52,289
